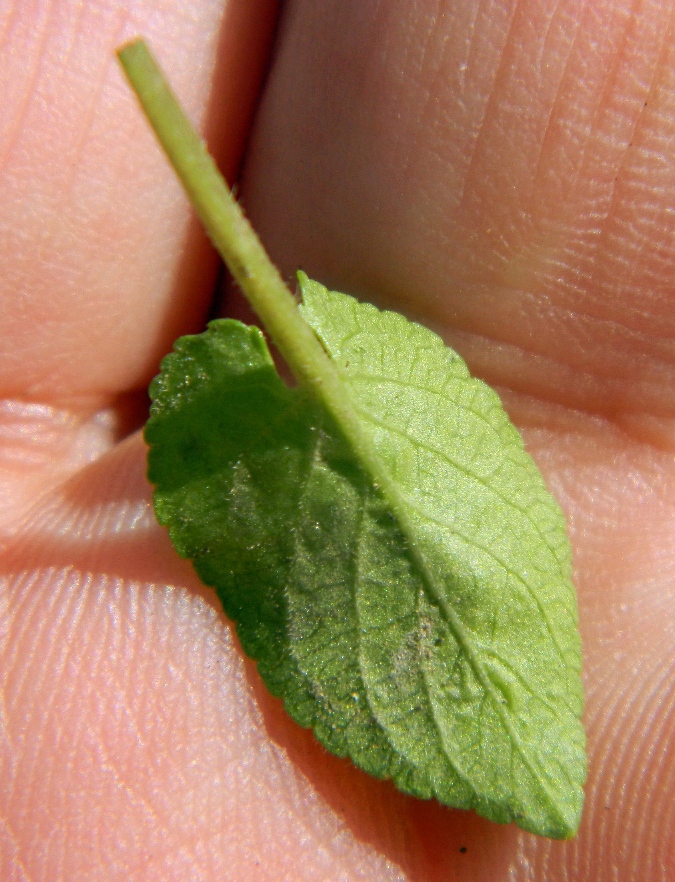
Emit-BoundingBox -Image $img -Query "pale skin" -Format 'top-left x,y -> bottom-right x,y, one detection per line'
1,0 -> 673,879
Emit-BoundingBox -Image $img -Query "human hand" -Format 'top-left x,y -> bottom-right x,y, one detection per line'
1,2 -> 673,880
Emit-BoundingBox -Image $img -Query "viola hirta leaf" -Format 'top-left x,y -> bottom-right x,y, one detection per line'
146,275 -> 586,839
119,38 -> 585,841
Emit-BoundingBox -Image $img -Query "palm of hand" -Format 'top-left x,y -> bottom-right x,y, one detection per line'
1,2 -> 673,880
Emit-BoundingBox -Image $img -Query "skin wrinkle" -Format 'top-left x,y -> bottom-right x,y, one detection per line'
553,1 -> 634,195
625,678 -> 675,854
603,2 -> 675,196
584,674 -> 673,879
447,327 -> 675,438
4,569 -> 79,752
604,660 -> 673,808
448,6 -> 672,416
535,8 -> 619,242
454,0 -> 520,214
53,30 -> 121,216
411,4 -> 454,153
15,574 -> 91,799
648,741 -> 675,876
0,0 -> 53,169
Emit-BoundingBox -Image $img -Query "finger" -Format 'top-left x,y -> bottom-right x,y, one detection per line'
0,0 -> 279,533
240,1 -> 675,879
0,0 -> 279,403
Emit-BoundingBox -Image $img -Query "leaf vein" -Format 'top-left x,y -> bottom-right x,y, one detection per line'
393,492 -> 573,669
352,402 -> 559,551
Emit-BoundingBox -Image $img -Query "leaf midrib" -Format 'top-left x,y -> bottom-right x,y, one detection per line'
351,397 -> 568,565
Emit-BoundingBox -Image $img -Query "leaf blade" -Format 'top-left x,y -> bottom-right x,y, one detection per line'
147,284 -> 585,839
121,37 -> 585,840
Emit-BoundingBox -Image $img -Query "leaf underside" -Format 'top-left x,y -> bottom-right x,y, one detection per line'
146,276 -> 586,839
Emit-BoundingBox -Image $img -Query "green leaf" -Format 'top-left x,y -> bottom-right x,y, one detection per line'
118,38 -> 585,840
146,275 -> 586,839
